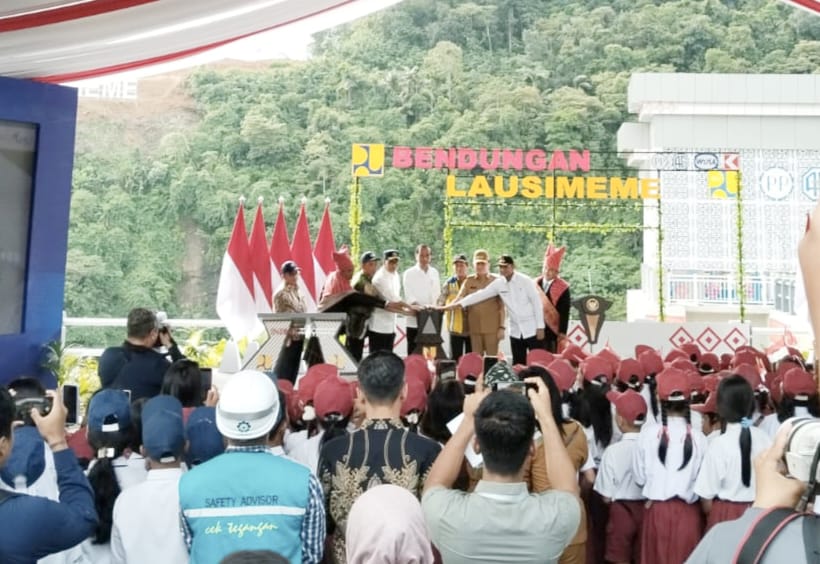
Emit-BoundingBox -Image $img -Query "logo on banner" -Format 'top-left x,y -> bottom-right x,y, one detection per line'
802,168 -> 820,201
694,153 -> 720,170
708,170 -> 739,199
722,153 -> 740,171
351,144 -> 385,177
760,168 -> 793,200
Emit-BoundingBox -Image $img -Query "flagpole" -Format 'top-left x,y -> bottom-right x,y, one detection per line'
350,177 -> 361,260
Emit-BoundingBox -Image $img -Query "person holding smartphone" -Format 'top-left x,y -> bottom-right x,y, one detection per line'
0,386 -> 98,562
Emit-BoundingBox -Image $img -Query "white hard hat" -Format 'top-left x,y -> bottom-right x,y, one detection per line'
216,370 -> 280,440
784,417 -> 820,483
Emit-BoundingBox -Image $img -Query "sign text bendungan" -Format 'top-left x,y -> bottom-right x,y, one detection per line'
354,145 -> 660,199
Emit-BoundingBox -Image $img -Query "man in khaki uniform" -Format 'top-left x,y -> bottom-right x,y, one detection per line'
455,250 -> 505,355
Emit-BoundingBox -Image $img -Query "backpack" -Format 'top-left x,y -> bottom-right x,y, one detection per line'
733,507 -> 820,563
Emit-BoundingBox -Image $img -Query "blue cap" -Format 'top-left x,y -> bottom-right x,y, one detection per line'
383,249 -> 400,261
185,406 -> 225,466
87,390 -> 131,434
281,261 -> 300,275
142,395 -> 185,462
0,426 -> 45,489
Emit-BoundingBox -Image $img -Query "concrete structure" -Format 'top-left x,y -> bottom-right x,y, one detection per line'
618,73 -> 820,340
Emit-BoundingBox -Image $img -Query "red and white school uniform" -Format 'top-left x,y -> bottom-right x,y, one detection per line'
594,432 -> 645,564
632,417 -> 707,564
694,422 -> 772,531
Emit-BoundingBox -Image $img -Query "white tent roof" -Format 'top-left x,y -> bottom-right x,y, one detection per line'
0,0 -> 360,82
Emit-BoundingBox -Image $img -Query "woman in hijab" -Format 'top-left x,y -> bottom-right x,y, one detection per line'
346,484 -> 434,564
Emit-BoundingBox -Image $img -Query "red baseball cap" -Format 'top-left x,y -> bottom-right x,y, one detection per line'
616,358 -> 645,388
560,344 -> 588,366
277,379 -> 294,395
733,363 -> 762,391
547,359 -> 577,392
699,353 -> 720,374
605,390 -> 647,425
732,351 -> 758,369
669,358 -> 694,372
702,374 -> 720,395
770,375 -> 784,405
657,368 -> 690,401
783,367 -> 817,399
719,353 -> 733,370
457,352 -> 482,383
297,363 -> 338,404
314,377 -> 354,420
638,350 -> 664,377
679,343 -> 701,363
527,349 -> 555,367
404,354 -> 432,392
688,372 -> 706,396
634,344 -> 656,358
401,374 -> 428,417
664,349 -> 689,364
597,348 -> 621,372
691,391 -> 718,414
582,357 -> 614,384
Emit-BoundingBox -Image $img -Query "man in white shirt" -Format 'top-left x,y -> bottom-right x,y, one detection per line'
444,255 -> 545,365
111,395 -> 188,564
403,244 -> 441,355
369,250 -> 405,354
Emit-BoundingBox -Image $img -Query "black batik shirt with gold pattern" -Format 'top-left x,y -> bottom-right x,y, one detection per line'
318,418 -> 441,564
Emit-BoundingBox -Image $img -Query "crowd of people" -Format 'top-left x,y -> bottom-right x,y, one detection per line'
2,241 -> 820,563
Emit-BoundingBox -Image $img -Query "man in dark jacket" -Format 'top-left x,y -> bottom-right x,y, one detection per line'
98,308 -> 186,401
0,386 -> 98,563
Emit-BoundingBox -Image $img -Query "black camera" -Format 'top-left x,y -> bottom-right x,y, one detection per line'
14,396 -> 53,426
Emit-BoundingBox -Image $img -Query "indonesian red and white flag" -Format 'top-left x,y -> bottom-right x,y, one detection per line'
248,200 -> 273,313
290,201 -> 318,312
313,199 -> 336,300
269,198 -> 292,298
216,202 -> 257,341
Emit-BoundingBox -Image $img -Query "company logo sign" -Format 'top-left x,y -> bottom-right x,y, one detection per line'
694,153 -> 720,170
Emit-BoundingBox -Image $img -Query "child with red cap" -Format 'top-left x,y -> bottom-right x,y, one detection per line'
595,390 -> 647,564
633,368 -> 707,564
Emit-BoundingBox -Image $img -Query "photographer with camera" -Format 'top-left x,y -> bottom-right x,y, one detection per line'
0,386 -> 98,562
422,372 -> 581,563
99,308 -> 187,402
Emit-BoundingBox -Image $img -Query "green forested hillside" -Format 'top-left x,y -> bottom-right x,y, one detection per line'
66,0 -> 820,342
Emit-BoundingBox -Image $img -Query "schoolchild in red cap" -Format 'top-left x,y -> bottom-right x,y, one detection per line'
632,368 -> 707,564
694,376 -> 772,531
595,390 -> 648,564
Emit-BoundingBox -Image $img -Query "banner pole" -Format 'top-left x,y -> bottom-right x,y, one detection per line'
349,177 -> 361,260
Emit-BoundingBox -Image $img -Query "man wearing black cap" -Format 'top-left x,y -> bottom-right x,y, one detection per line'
346,251 -> 383,361
273,261 -> 307,383
369,250 -> 404,354
439,254 -> 472,361
444,255 -> 546,365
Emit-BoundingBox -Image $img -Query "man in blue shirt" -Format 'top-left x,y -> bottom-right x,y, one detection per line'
0,386 -> 98,563
179,370 -> 325,564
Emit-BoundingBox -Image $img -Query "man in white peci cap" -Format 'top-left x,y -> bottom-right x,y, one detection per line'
178,370 -> 325,564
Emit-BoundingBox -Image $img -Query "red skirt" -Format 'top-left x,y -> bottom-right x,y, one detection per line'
606,500 -> 645,563
640,499 -> 703,564
706,499 -> 750,531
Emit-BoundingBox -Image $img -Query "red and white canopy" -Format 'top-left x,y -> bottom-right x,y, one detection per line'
0,0 -> 358,82
782,0 -> 820,14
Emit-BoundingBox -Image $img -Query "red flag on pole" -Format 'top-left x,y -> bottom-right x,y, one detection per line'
216,200 -> 257,340
269,197 -> 292,299
290,199 -> 318,312
249,199 -> 273,313
313,198 -> 336,299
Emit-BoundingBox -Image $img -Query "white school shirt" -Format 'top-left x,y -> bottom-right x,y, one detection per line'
583,425 -> 605,468
694,423 -> 772,503
639,386 -> 658,426
632,417 -> 707,503
370,267 -> 402,334
760,407 -> 813,439
403,264 -> 441,329
285,432 -> 324,474
706,429 -> 721,443
110,467 -> 188,564
458,271 -> 544,339
593,433 -> 644,501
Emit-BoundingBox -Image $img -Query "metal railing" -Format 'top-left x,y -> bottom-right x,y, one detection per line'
642,267 -> 795,308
